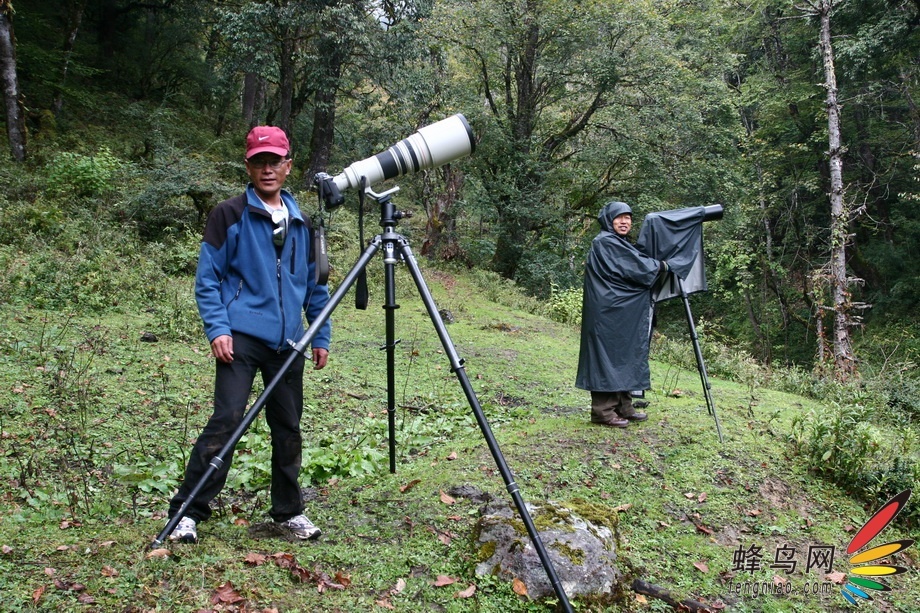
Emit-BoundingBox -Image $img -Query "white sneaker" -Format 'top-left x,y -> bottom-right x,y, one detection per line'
168,516 -> 198,543
277,514 -> 321,540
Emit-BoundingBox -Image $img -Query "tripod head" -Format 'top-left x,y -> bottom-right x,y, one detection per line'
364,185 -> 413,229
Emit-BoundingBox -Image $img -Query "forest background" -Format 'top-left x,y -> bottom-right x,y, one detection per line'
1,0 -> 920,611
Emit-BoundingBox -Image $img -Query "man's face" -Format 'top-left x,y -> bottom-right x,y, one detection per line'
612,213 -> 632,237
245,154 -> 292,202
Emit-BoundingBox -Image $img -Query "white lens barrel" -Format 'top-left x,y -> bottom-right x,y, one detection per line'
332,114 -> 475,193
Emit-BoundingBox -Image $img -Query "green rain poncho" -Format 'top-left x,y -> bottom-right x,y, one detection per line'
576,202 -> 707,392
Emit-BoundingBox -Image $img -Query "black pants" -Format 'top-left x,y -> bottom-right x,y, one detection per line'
590,391 -> 636,422
169,332 -> 306,523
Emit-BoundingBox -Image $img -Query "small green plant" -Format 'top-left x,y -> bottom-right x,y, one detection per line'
546,284 -> 582,325
45,146 -> 123,197
789,403 -> 881,484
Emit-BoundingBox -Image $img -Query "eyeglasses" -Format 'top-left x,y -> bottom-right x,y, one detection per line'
248,157 -> 290,170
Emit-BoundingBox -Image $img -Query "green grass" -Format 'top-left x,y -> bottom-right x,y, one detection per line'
0,264 -> 918,612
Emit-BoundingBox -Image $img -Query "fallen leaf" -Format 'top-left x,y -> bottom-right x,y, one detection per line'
684,492 -> 696,499
433,575 -> 457,587
211,581 -> 245,605
391,578 -> 406,594
334,571 -> 352,588
773,575 -> 788,586
455,584 -> 477,598
826,571 -> 847,584
512,577 -> 528,596
614,503 -> 633,512
1,545 -> 12,554
44,568 -> 55,577
100,565 -> 118,577
32,586 -> 45,604
400,479 -> 421,493
145,548 -> 171,559
693,561 -> 709,573
244,552 -> 268,566
233,517 -> 250,527
446,451 -> 458,460
439,491 -> 456,505
695,524 -> 714,535
697,492 -> 708,502
375,597 -> 395,610
635,594 -> 648,604
747,509 -> 761,516
657,520 -> 671,528
56,545 -> 69,551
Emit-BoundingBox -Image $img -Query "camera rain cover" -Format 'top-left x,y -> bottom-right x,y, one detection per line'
636,206 -> 708,302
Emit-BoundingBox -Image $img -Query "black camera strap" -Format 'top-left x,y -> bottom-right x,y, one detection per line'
354,177 -> 369,310
313,216 -> 329,286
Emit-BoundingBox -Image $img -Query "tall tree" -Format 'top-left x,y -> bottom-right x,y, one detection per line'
806,0 -> 859,379
426,0 -> 740,287
0,0 -> 25,160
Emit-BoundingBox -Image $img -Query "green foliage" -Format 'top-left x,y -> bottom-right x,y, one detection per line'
546,285 -> 582,326
789,403 -> 882,485
45,147 -> 124,198
886,378 -> 920,423
467,268 -> 545,316
789,402 -> 920,526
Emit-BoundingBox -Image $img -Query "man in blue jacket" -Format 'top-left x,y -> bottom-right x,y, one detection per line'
167,126 -> 331,543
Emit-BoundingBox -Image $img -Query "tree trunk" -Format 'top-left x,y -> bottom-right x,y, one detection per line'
421,165 -> 464,260
242,72 -> 266,128
0,1 -> 24,161
53,0 -> 87,117
303,52 -> 342,185
817,0 -> 857,380
276,31 -> 297,136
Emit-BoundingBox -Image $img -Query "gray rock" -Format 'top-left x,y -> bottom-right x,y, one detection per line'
474,498 -> 621,602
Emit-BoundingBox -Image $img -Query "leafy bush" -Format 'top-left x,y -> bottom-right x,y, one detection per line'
546,284 -> 582,325
789,403 -> 920,526
789,403 -> 881,485
45,146 -> 124,197
468,268 -> 545,315
885,377 -> 920,422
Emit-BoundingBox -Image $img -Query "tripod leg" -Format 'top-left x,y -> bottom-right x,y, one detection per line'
678,280 -> 724,444
383,242 -> 399,473
395,238 -> 574,612
152,238 -> 382,548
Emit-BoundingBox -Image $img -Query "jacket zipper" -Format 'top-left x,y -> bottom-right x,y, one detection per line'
276,256 -> 285,350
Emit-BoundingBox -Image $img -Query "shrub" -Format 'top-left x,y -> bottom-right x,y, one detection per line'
789,403 -> 920,526
46,146 -> 123,197
546,284 -> 582,326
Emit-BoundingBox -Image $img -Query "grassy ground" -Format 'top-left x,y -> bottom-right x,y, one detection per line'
0,264 -> 917,612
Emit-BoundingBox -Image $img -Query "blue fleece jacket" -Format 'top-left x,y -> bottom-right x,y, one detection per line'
195,185 -> 331,351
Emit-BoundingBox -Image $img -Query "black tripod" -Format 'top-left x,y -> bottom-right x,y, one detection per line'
675,277 -> 723,442
152,186 -> 573,612
653,273 -> 723,443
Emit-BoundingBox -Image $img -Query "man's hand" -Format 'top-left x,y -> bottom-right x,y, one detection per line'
312,347 -> 329,370
211,334 -> 234,363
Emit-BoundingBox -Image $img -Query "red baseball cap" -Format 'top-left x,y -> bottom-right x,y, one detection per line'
245,126 -> 290,159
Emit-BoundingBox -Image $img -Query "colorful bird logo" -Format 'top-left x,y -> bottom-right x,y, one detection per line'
841,489 -> 913,605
